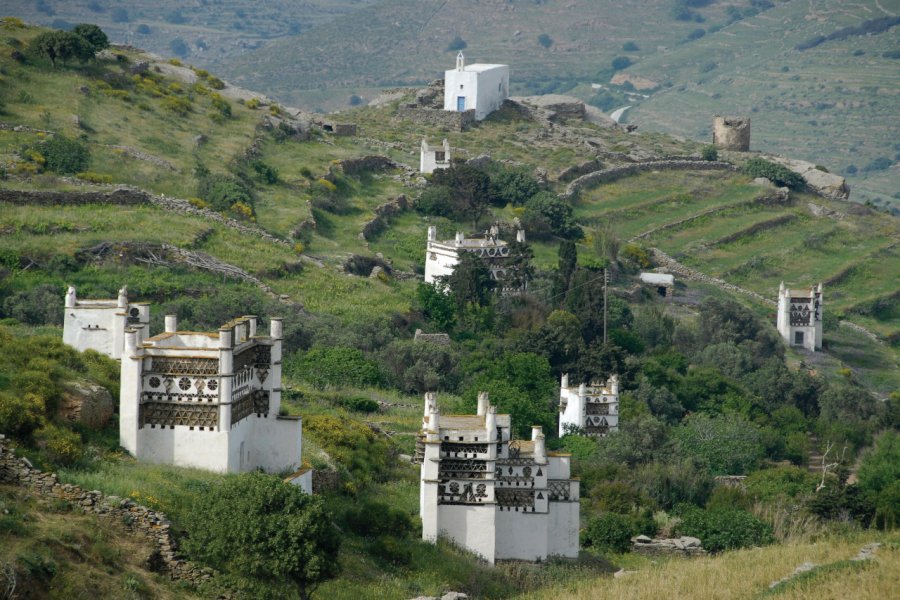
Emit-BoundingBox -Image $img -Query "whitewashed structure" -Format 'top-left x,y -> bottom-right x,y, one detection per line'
777,282 -> 823,351
63,286 -> 150,359
418,392 -> 579,563
420,138 -> 451,174
425,226 -> 526,289
559,374 -> 619,437
444,52 -> 509,121
119,314 -> 310,490
639,272 -> 675,298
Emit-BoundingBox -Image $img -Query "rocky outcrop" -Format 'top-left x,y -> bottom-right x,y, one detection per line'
0,435 -> 217,589
763,155 -> 850,200
360,194 -> 409,241
58,380 -> 114,429
632,535 -> 706,556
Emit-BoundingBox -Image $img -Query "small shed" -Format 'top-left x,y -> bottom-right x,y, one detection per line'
639,272 -> 675,297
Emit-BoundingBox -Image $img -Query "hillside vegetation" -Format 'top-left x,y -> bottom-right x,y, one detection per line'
0,21 -> 898,600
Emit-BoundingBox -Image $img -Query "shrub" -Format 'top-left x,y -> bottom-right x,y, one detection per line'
446,36 -> 467,52
287,347 -> 381,389
622,41 -> 639,51
161,96 -> 192,116
344,500 -> 413,537
246,97 -> 260,109
675,413 -> 764,475
338,395 -> 379,413
207,76 -> 225,90
583,513 -> 634,553
183,472 -> 340,599
742,157 -> 805,190
537,33 -> 553,49
209,93 -> 231,118
701,145 -> 718,161
674,506 -> 773,552
415,185 -> 454,217
521,192 -> 583,240
489,166 -> 539,206
75,171 -> 112,183
35,135 -> 89,175
620,243 -> 651,268
72,23 -> 109,53
688,28 -> 706,41
34,424 -> 82,465
611,56 -> 632,70
303,415 -> 395,488
0,391 -> 45,437
368,535 -> 413,566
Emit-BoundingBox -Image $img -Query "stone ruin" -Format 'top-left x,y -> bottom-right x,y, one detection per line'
632,535 -> 706,556
712,115 -> 750,151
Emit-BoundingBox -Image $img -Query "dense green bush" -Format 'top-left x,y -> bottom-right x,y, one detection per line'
303,415 -> 396,490
183,472 -> 340,600
701,145 -> 718,161
415,185 -> 454,217
674,414 -> 764,475
344,500 -> 413,538
378,339 -> 461,394
286,347 -> 381,389
488,167 -> 539,206
337,395 -> 379,413
858,431 -> 900,528
674,506 -> 773,552
582,512 -> 634,553
741,158 -> 805,190
520,192 -> 583,240
37,135 -> 89,174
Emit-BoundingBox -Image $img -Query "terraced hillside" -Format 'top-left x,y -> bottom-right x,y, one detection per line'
0,23 -> 896,381
623,0 -> 900,209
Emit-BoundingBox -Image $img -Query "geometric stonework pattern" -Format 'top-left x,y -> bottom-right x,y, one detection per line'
232,389 -> 270,426
496,488 -> 535,509
440,442 -> 489,458
585,403 -> 610,416
789,299 -> 812,326
140,401 -> 219,429
151,357 -> 218,376
548,480 -> 570,501
439,458 -> 488,477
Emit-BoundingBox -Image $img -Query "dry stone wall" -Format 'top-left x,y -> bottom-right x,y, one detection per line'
398,107 -> 476,131
561,160 -> 737,200
0,435 -> 217,589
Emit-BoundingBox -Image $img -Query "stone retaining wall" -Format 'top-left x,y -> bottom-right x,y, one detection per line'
338,155 -> 402,176
561,160 -> 737,200
0,435 -> 217,589
398,107 -> 476,132
360,194 -> 409,240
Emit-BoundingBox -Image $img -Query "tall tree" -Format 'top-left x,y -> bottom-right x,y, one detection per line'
72,23 -> 109,54
442,251 -> 495,315
430,163 -> 491,228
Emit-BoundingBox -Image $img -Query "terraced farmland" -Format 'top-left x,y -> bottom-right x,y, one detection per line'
575,169 -> 900,344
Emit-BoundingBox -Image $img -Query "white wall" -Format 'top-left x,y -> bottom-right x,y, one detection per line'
250,416 -> 303,473
424,242 -> 460,284
547,500 -> 580,558
438,504 -> 497,563
444,65 -> 509,121
495,510 -> 548,561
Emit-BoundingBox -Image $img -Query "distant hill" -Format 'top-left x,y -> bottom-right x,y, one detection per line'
0,0 -> 376,70
623,0 -> 900,209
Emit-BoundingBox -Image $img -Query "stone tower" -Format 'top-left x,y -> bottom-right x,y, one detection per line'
712,115 -> 751,151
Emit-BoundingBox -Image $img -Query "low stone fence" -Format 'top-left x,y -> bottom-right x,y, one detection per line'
360,194 -> 409,240
561,160 -> 736,201
397,107 -> 476,132
632,535 -> 706,557
338,155 -> 403,176
0,435 -> 216,588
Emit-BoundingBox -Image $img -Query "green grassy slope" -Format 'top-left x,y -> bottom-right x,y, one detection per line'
623,0 -> 900,208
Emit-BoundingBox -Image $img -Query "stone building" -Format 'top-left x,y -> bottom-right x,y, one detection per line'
712,115 -> 751,151
63,286 -> 150,359
119,314 -> 310,490
418,392 -> 579,563
444,52 -> 509,121
639,272 -> 675,298
777,282 -> 823,351
420,138 -> 451,174
424,226 -> 526,290
559,374 -> 619,437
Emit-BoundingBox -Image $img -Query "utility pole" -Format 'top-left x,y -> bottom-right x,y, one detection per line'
603,267 -> 609,344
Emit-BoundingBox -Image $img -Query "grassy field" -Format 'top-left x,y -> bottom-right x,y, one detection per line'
526,533 -> 899,600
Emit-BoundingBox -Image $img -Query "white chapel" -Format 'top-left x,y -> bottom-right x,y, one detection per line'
444,52 -> 509,121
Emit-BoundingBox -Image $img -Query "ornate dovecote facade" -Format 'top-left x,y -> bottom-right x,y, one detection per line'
63,286 -> 150,359
119,314 -> 309,488
424,226 -> 526,291
419,392 -> 579,563
777,282 -> 823,351
559,374 -> 619,437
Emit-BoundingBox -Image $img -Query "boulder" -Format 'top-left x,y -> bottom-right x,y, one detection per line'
58,380 -> 114,428
764,156 -> 850,200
